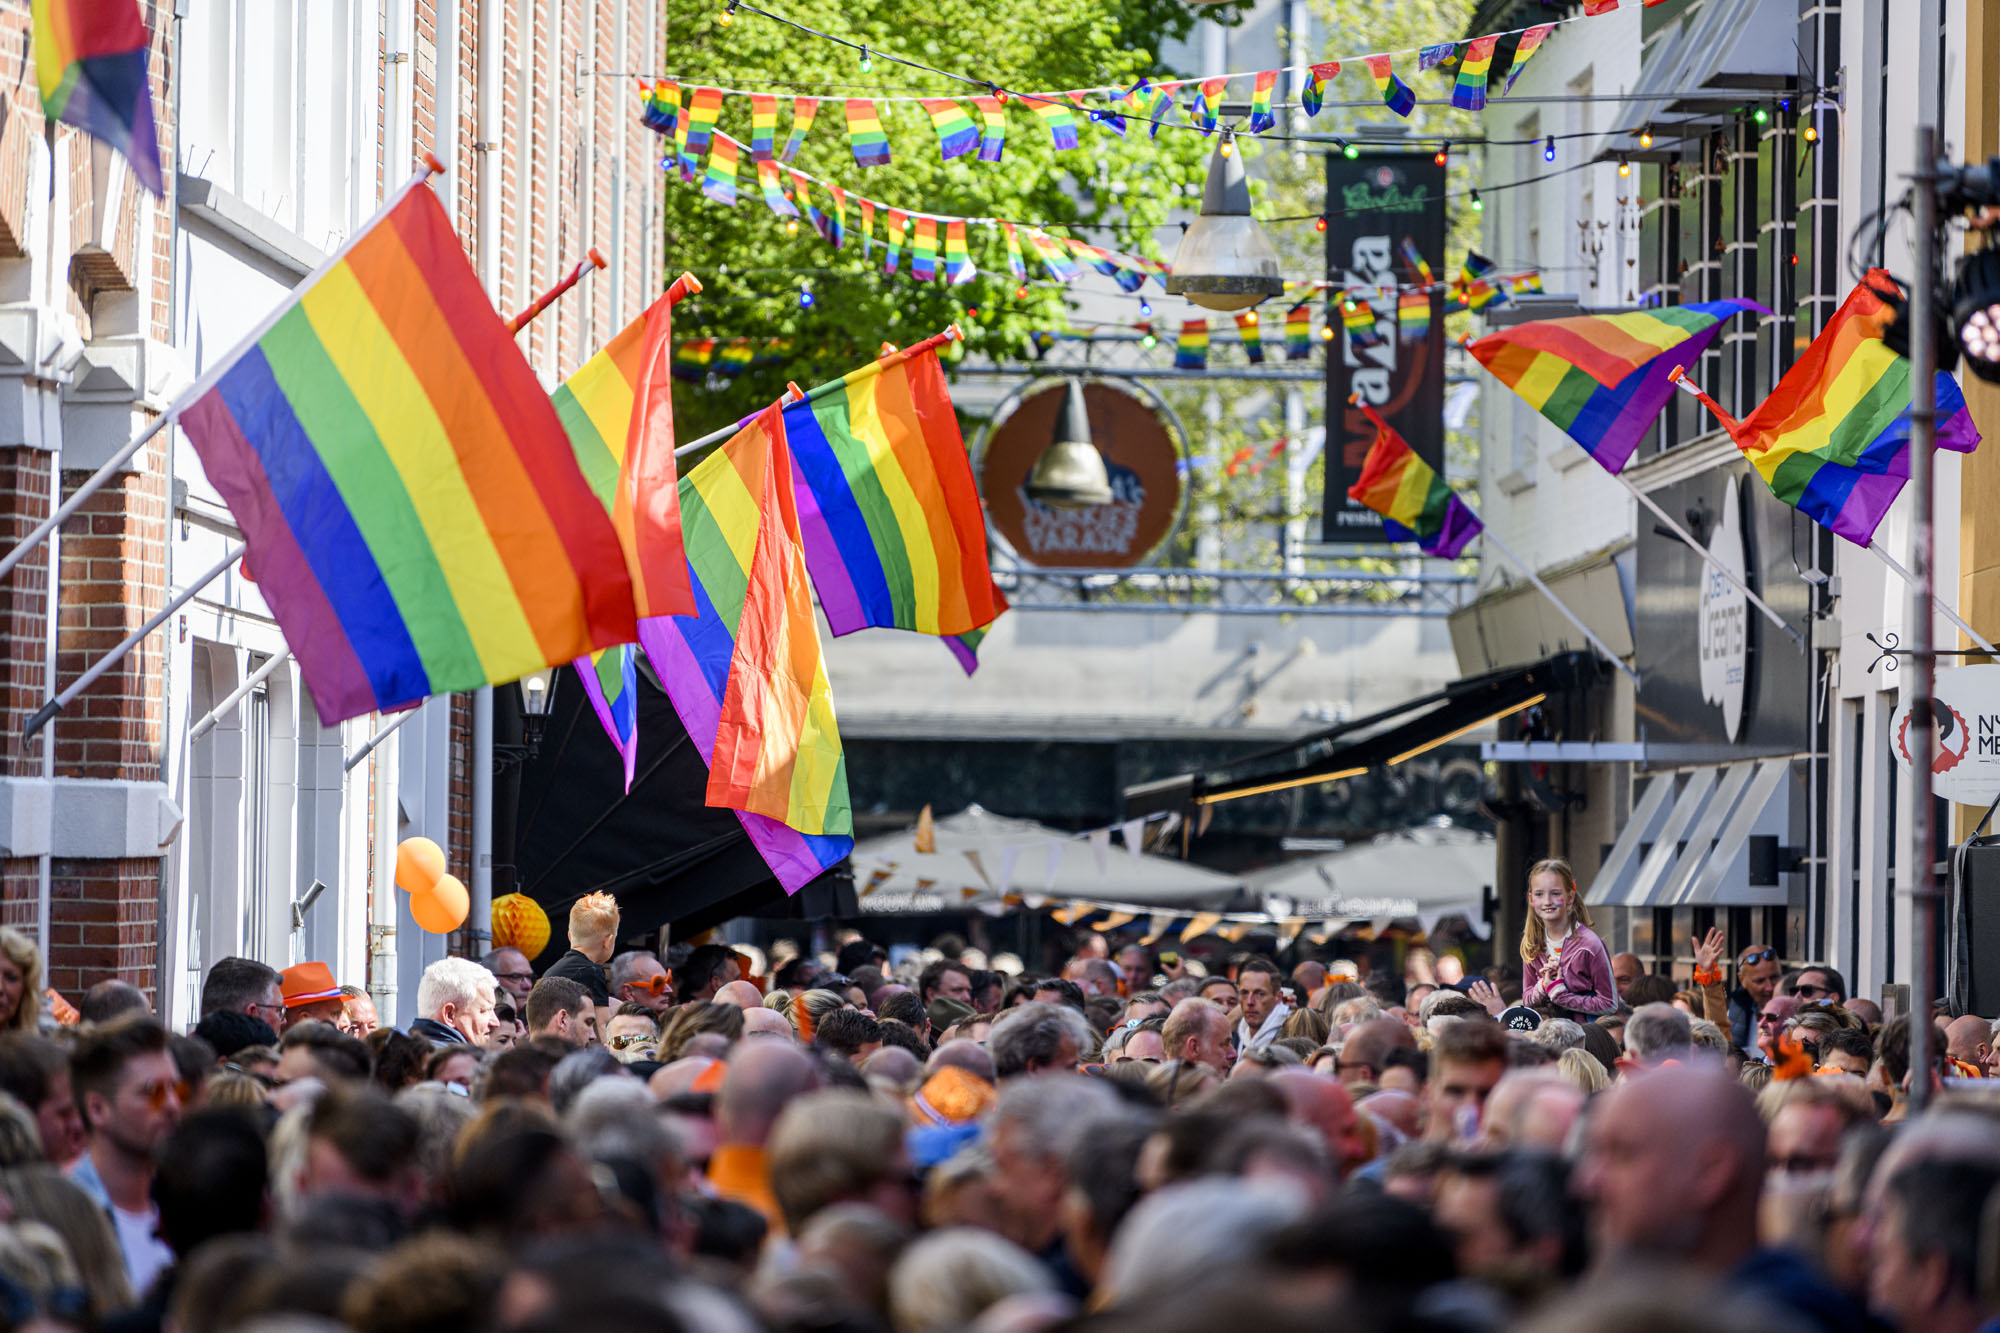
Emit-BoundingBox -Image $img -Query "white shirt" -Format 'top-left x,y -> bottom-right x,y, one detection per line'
109,1200 -> 173,1297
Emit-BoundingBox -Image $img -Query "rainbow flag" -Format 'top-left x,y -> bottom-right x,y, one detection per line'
781,337 -> 1005,648
1032,97 -> 1080,149
1344,297 -> 1384,349
1301,62 -> 1338,117
1399,291 -> 1432,343
1075,90 -> 1124,137
1673,274 -> 1981,546
883,209 -> 908,275
844,99 -> 890,167
1456,252 -> 1505,309
1142,80 -> 1180,136
576,645 -> 639,791
701,136 -> 738,206
1248,70 -> 1278,133
1285,304 -> 1313,360
550,284 -> 698,623
34,0 -> 164,194
943,221 -> 976,285
1453,35 -> 1499,111
1003,222 -> 1028,279
1177,319 -> 1209,370
921,98 -> 979,160
946,627 -> 990,675
1029,230 -> 1079,281
1511,272 -> 1545,296
682,87 -> 723,175
1419,42 -> 1457,71
642,81 -> 679,137
716,342 -> 755,377
1236,312 -> 1264,364
1468,298 -> 1765,474
757,159 -> 797,217
1400,238 -> 1434,288
791,169 -> 828,241
1583,0 -> 1618,14
974,95 -> 1007,162
750,94 -> 778,160
639,405 -> 853,883
859,197 -> 876,255
179,178 -> 636,725
911,216 -> 940,282
1189,77 -> 1227,133
674,338 -> 714,381
1506,24 -> 1555,93
1365,54 -> 1416,118
1346,398 -> 1482,558
827,185 -> 847,249
780,97 -> 817,162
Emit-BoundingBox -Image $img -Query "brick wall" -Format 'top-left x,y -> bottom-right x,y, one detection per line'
0,448 -> 52,781
52,469 -> 166,780
44,857 -> 159,1001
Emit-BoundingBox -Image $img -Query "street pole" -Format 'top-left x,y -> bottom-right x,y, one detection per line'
1907,125 -> 1940,1110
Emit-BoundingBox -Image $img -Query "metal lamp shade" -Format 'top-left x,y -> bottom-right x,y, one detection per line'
1025,380 -> 1113,508
1165,139 -> 1284,312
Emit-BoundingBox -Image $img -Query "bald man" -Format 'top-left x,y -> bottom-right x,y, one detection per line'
1576,1065 -> 1866,1333
714,980 -> 765,1010
742,1007 -> 794,1039
1269,1069 -> 1368,1179
1610,952 -> 1644,1004
1336,1017 -> 1416,1086
709,1040 -> 824,1233
1943,1014 -> 1993,1074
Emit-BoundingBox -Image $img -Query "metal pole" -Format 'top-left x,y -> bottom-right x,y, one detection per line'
186,648 -> 292,742
1907,125 -> 1940,1110
344,706 -> 420,773
1608,469 -> 1807,647
0,413 -> 172,583
368,722 -> 400,1026
1478,527 -> 1641,684
22,543 -> 243,740
1868,539 -> 1997,655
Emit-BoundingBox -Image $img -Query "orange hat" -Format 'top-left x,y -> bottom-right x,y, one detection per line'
281,961 -> 342,1008
909,1066 -> 995,1126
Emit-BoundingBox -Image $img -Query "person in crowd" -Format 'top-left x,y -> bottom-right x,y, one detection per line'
542,892 -> 619,1009
988,1002 -> 1092,1079
675,944 -> 742,1004
409,957 -> 501,1048
1161,998 -> 1235,1075
1819,1027 -> 1874,1076
608,951 -> 675,1017
1869,1158 -> 2000,1333
1335,1016 -> 1416,1086
1487,858 -> 1616,1019
1431,1149 -> 1584,1309
1791,965 -> 1847,1007
709,1039 -> 822,1233
339,985 -> 379,1037
1609,952 -> 1644,1003
602,1003 -> 661,1064
275,1021 -> 371,1084
1425,1018 -> 1509,1142
918,958 -> 974,1011
79,981 -> 148,1027
277,962 -> 348,1031
814,1008 -> 883,1064
1729,945 -> 1784,1054
1941,1013 -> 1990,1074
0,1034 -> 86,1167
69,1017 -> 181,1297
1197,975 -> 1239,1011
766,1090 -> 916,1234
479,947 -> 537,1006
986,1075 -> 1120,1296
0,929 -> 39,1035
1622,1002 -> 1694,1071
197,957 -> 284,1028
525,977 -> 599,1048
1233,957 -> 1292,1053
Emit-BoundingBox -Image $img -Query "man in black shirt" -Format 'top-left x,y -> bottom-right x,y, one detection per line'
544,891 -> 619,1013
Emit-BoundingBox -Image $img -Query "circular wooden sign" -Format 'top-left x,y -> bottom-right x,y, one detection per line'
980,380 -> 1183,569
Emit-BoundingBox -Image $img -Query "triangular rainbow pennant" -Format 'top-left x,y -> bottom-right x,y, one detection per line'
921,98 -> 979,160
844,99 -> 890,167
1365,55 -> 1416,118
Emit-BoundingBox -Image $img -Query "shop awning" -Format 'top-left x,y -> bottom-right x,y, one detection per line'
1124,651 -> 1602,814
1243,826 -> 1494,938
1595,0 -> 1801,159
1585,758 -> 1793,908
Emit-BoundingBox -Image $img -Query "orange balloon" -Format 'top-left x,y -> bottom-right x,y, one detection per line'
395,837 -> 446,896
411,873 -> 469,934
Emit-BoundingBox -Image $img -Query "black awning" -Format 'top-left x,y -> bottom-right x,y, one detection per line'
1124,651 -> 1602,815
511,664 -> 848,954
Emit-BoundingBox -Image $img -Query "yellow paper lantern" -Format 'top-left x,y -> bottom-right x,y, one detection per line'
490,893 -> 552,961
411,872 -> 469,934
395,837 -> 446,896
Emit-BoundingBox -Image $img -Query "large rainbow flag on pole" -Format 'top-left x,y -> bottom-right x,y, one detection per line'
1346,397 -> 1482,558
34,0 -> 164,194
180,169 -> 638,724
1670,273 -> 1981,546
641,405 -> 854,890
1468,298 -> 1765,474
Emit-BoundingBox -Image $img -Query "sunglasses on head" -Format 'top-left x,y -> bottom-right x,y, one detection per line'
1738,948 -> 1777,966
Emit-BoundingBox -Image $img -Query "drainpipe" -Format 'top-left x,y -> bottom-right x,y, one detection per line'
368,725 -> 399,1025
472,688 -> 492,952
467,0 -> 504,958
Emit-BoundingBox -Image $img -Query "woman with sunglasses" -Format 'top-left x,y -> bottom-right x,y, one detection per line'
1476,859 -> 1616,1021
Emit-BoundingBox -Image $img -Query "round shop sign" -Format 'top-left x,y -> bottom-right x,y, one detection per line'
978,379 -> 1184,569
1892,664 -> 2000,806
1698,476 -> 1750,742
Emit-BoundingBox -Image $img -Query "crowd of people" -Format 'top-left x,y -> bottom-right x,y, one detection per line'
0,869 -> 1989,1333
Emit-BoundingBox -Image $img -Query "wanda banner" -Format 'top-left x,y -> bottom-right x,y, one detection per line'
1321,153 -> 1447,544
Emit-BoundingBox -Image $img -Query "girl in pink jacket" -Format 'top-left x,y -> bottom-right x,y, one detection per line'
1518,858 -> 1617,1016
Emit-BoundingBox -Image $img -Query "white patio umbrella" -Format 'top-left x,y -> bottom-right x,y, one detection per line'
1243,825 -> 1495,938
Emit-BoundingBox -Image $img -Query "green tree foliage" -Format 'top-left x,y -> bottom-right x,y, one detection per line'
656,0 -> 1246,439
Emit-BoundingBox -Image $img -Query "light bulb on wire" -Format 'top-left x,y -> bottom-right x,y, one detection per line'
1139,299 -> 1152,316
1618,156 -> 1631,178
859,47 -> 872,73
1434,141 -> 1449,168
1543,135 -> 1556,163
1804,122 -> 1818,143
1470,188 -> 1483,211
1315,217 -> 1327,233
1343,141 -> 1359,160
798,285 -> 815,309
1639,126 -> 1654,149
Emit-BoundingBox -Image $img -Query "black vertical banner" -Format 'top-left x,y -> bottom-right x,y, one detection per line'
1322,152 -> 1447,544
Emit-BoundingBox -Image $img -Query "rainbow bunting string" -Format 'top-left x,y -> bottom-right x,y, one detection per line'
859,197 -> 876,255
883,209 -> 908,275
921,98 -> 979,160
35,0 -> 164,193
1419,42 -> 1458,71
1236,312 -> 1264,364
701,136 -> 738,206
1003,223 -> 1027,279
1143,80 -> 1180,136
1191,77 -> 1228,132
1506,24 -> 1555,91
757,159 -> 797,217
575,646 -> 639,792
943,221 -> 976,285
844,99 -> 891,167
1301,62 -> 1338,116
791,169 -> 828,240
1453,35 -> 1499,111
1400,238 -> 1435,287
1176,319 -> 1209,370
682,87 -> 723,174
1398,292 -> 1432,344
178,181 -> 638,726
1030,231 -> 1079,281
910,216 -> 939,281
1456,252 -> 1504,309
1032,97 -> 1080,149
1346,399 -> 1483,558
1344,297 -> 1384,349
827,185 -> 847,249
638,405 -> 853,889
641,81 -> 680,137
1511,272 -> 1545,296
1365,55 -> 1416,118
750,94 -> 778,160
715,342 -> 755,376
1285,304 -> 1312,360
1248,70 -> 1277,133
673,339 -> 715,382
974,95 -> 1007,161
1468,298 -> 1766,474
780,97 -> 818,162
1673,275 -> 1980,546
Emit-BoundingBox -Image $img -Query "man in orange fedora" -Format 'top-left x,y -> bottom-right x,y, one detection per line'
280,962 -> 348,1031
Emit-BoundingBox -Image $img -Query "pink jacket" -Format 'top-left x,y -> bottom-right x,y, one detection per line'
1523,924 -> 1617,1015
